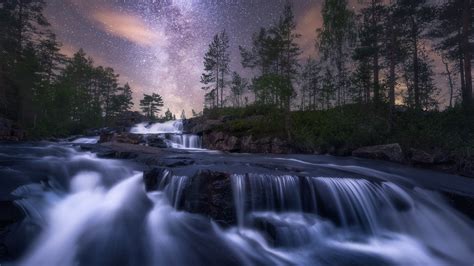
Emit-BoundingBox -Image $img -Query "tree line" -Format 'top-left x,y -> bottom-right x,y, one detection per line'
201,0 -> 473,115
0,0 -> 134,136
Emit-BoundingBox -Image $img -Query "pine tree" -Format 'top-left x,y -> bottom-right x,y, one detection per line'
201,30 -> 230,108
402,48 -> 439,110
164,108 -> 173,121
431,0 -> 473,108
317,0 -> 355,106
321,68 -> 336,109
230,72 -> 247,107
361,0 -> 386,102
394,0 -> 435,110
300,58 -> 321,110
140,93 -> 164,119
110,83 -> 134,119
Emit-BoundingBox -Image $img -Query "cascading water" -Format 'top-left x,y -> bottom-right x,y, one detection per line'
2,143 -> 473,265
71,136 -> 100,144
130,120 -> 202,149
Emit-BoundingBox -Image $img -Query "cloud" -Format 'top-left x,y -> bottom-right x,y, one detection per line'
296,5 -> 322,59
59,43 -> 78,58
92,10 -> 168,47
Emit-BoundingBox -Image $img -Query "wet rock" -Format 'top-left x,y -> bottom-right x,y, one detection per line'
352,143 -> 404,163
0,201 -> 24,230
410,149 -> 435,164
179,170 -> 236,227
145,135 -> 168,148
143,168 -> 172,191
99,132 -> 143,145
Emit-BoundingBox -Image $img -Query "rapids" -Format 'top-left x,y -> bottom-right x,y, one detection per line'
0,137 -> 473,266
131,120 -> 202,149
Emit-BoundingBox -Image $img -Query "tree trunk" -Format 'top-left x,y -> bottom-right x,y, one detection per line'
462,0 -> 472,107
412,20 -> 420,110
372,0 -> 380,103
442,56 -> 454,108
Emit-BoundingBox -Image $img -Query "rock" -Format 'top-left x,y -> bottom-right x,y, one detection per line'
203,131 -> 240,152
184,117 -> 223,134
179,170 -> 236,226
143,168 -> 172,191
203,131 -> 291,154
99,132 -> 143,145
114,111 -> 145,128
410,148 -> 435,164
352,143 -> 404,163
0,117 -> 26,141
145,135 -> 168,148
147,168 -> 236,226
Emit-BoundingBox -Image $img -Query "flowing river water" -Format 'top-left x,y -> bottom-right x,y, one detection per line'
0,120 -> 473,265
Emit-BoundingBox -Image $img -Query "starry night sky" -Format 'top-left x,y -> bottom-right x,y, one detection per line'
44,0 -> 447,115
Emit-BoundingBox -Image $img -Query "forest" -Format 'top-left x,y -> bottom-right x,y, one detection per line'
201,0 -> 472,112
0,0 -> 139,136
197,0 -> 473,157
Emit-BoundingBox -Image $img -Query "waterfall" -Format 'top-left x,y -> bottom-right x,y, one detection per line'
130,120 -> 202,149
71,136 -> 99,144
3,143 -> 473,266
130,120 -> 184,134
229,174 -> 474,264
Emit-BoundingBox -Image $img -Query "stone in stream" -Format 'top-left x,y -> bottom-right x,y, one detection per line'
143,168 -> 236,226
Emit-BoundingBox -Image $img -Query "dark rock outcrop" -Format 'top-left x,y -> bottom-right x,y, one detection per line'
203,131 -> 292,154
143,168 -> 236,226
0,118 -> 26,141
409,148 -> 436,164
99,132 -> 143,145
144,135 -> 168,148
144,168 -> 172,191
180,170 -> 236,226
352,143 -> 404,163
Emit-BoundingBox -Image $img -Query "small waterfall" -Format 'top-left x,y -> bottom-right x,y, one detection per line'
71,136 -> 99,144
168,134 -> 202,149
130,120 -> 184,134
230,174 -> 474,264
130,120 -> 202,149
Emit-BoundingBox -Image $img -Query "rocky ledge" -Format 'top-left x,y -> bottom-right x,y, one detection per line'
0,118 -> 26,141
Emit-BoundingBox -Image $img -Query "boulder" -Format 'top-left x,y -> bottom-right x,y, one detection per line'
352,143 -> 404,163
145,135 -> 168,148
180,170 -> 236,226
99,132 -> 143,145
0,117 -> 26,141
410,148 -> 435,164
144,168 -> 236,226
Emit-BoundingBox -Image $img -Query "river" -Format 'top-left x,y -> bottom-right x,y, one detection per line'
0,120 -> 473,265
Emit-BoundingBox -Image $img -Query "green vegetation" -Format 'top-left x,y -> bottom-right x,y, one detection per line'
198,0 -> 473,162
205,104 -> 474,157
0,1 -> 137,137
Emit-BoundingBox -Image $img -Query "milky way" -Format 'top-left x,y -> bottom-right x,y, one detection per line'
44,0 -> 328,115
44,0 -> 449,115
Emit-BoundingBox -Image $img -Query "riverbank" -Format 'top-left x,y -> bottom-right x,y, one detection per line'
184,104 -> 474,178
